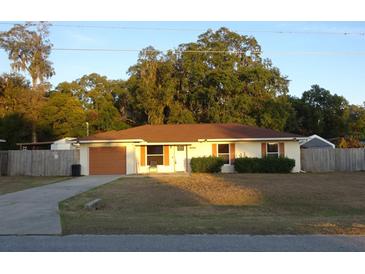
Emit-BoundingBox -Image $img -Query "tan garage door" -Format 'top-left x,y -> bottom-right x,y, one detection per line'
89,147 -> 126,175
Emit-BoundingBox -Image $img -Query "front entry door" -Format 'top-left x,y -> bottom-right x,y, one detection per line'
174,145 -> 186,172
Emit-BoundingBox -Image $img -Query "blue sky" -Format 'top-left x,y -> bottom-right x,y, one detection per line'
1,21 -> 365,104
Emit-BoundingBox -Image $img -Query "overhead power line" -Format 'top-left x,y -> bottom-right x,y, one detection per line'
0,22 -> 364,36
52,48 -> 365,56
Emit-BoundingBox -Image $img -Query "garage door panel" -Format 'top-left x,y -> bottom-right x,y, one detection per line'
89,147 -> 126,175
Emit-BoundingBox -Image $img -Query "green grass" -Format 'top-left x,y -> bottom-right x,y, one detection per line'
0,176 -> 70,195
60,173 -> 365,235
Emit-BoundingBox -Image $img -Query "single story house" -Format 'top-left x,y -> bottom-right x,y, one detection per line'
78,123 -> 303,175
51,137 -> 79,150
299,134 -> 335,149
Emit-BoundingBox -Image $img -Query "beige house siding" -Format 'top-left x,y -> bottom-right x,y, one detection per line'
80,140 -> 301,175
282,141 -> 301,172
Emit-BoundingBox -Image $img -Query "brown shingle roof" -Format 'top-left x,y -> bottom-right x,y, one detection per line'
79,124 -> 302,143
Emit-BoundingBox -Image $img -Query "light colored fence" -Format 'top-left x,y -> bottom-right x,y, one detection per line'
301,148 -> 365,172
7,150 -> 80,176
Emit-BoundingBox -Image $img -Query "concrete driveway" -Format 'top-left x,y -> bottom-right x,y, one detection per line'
0,175 -> 121,235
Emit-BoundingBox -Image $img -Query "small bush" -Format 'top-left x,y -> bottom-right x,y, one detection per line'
190,156 -> 225,173
234,157 -> 295,173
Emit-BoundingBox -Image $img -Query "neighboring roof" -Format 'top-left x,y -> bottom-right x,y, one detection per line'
299,134 -> 335,148
16,141 -> 54,146
79,123 -> 302,143
53,137 -> 77,144
17,138 -> 77,146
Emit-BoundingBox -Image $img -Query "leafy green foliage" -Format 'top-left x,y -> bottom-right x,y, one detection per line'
126,28 -> 291,128
0,73 -> 31,116
0,22 -> 54,89
190,156 -> 225,173
347,104 -> 365,139
288,85 -> 349,138
0,113 -> 32,149
39,92 -> 87,138
0,22 -> 54,142
234,157 -> 295,173
54,73 -> 129,134
338,137 -> 364,148
127,47 -> 178,124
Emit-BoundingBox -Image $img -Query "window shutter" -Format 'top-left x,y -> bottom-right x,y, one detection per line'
212,144 -> 217,157
229,143 -> 235,164
163,145 -> 169,166
279,142 -> 285,157
140,145 -> 146,166
261,143 -> 267,158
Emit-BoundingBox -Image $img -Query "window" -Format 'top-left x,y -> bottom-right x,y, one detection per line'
147,145 -> 163,166
218,144 -> 230,164
267,143 -> 279,158
177,145 -> 185,151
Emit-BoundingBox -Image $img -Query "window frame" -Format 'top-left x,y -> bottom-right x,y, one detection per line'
146,145 -> 164,166
266,143 -> 279,158
217,143 -> 230,165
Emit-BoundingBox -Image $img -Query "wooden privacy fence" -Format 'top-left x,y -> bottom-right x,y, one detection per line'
301,148 -> 365,172
5,150 -> 80,176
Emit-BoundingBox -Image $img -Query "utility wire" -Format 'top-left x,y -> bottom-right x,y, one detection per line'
0,22 -> 364,36
52,48 -> 365,56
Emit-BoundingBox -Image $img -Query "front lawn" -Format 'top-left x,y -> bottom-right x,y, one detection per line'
0,176 -> 70,195
60,173 -> 365,235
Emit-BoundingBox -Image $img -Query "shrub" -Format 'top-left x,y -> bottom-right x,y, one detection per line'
234,157 -> 295,173
190,156 -> 225,173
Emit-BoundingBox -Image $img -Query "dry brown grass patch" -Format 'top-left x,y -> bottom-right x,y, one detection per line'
155,174 -> 262,206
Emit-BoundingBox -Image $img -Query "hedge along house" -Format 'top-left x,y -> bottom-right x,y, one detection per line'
78,123 -> 303,175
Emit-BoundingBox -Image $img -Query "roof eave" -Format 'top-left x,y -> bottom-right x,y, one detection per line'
80,137 -> 304,144
78,139 -> 145,144
198,137 -> 305,142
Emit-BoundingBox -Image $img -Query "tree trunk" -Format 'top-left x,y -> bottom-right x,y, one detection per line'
31,123 -> 37,143
31,77 -> 38,143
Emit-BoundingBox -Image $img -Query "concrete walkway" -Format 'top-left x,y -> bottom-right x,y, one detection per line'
0,175 -> 121,235
0,235 -> 364,251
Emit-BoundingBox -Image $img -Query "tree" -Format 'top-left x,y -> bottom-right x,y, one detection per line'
164,102 -> 195,124
288,85 -> 349,138
39,92 -> 87,138
299,85 -> 348,138
346,104 -> 365,139
0,22 -> 54,142
174,28 -> 290,128
109,79 -> 132,123
338,136 -> 364,148
0,113 -> 32,149
127,47 -> 177,124
55,73 -> 128,134
0,73 -> 31,116
127,28 -> 290,128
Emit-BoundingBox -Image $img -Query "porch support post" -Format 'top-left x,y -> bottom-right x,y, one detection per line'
185,145 -> 189,173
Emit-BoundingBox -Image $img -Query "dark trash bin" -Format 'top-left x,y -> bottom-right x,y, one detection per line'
71,164 -> 81,176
